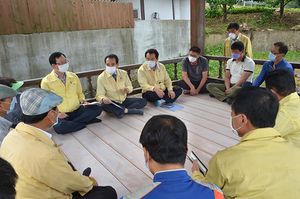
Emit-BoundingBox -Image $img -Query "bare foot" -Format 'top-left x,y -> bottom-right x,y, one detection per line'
183,90 -> 190,94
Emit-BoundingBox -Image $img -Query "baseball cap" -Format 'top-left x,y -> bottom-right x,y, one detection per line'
20,88 -> 63,115
0,84 -> 17,100
11,81 -> 24,90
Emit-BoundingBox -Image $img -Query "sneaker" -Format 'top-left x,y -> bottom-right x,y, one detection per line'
155,99 -> 166,107
226,98 -> 232,105
82,167 -> 91,176
87,118 -> 102,124
209,93 -> 215,98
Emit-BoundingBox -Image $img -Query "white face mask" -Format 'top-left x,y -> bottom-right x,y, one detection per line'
106,66 -> 116,75
48,110 -> 59,127
229,114 -> 246,137
229,33 -> 236,40
188,56 -> 197,63
146,61 -> 156,68
144,152 -> 151,173
58,63 -> 69,73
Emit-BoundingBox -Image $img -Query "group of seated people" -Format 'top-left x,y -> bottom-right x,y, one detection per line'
0,21 -> 299,198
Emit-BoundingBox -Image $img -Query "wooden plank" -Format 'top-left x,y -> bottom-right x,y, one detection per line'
142,104 -> 229,155
11,0 -> 22,34
87,121 -> 152,178
6,0 -> 16,34
177,96 -> 230,118
50,128 -> 130,197
71,127 -> 153,193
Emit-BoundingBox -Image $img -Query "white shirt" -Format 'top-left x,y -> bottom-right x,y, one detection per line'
23,122 -> 52,139
226,56 -> 255,84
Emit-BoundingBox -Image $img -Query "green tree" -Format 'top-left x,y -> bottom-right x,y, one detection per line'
254,0 -> 294,22
207,0 -> 242,22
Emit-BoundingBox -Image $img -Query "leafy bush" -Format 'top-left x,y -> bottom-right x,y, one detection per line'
205,6 -> 272,18
205,7 -> 223,18
229,6 -> 271,14
255,9 -> 276,25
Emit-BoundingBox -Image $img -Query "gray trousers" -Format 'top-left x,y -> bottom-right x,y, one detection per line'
206,83 -> 242,102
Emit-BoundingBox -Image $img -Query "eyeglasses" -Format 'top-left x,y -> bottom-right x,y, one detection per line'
56,60 -> 69,66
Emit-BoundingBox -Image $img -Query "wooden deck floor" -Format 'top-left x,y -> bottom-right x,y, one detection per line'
49,93 -> 240,198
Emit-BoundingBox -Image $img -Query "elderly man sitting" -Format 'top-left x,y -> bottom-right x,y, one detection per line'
0,84 -> 17,145
0,88 -> 117,199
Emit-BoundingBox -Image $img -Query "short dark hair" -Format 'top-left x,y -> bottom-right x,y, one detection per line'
227,22 -> 239,31
21,107 -> 56,124
189,46 -> 201,54
104,54 -> 119,64
49,52 -> 66,66
274,42 -> 288,55
145,49 -> 159,59
139,115 -> 188,165
232,87 -> 279,128
231,41 -> 244,52
266,69 -> 296,97
0,77 -> 17,88
0,157 -> 18,199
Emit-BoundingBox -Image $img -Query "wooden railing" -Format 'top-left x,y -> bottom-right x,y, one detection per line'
22,56 -> 300,99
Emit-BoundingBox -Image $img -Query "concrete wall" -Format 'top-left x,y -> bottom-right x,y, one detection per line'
0,20 -> 190,91
205,30 -> 300,52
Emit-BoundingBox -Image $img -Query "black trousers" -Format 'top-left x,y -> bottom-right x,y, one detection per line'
101,98 -> 147,116
178,79 -> 219,93
53,105 -> 102,134
142,87 -> 182,103
67,162 -> 117,199
72,186 -> 117,199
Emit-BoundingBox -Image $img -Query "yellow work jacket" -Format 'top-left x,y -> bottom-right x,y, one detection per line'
193,128 -> 300,199
96,69 -> 133,104
138,62 -> 173,93
41,71 -> 85,113
0,123 -> 93,199
274,92 -> 300,146
223,34 -> 253,66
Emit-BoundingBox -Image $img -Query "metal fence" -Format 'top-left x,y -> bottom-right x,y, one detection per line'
0,0 -> 134,35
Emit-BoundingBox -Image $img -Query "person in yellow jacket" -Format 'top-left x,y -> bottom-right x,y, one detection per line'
96,54 -> 147,119
266,69 -> 300,147
0,88 -> 117,199
138,49 -> 182,107
192,87 -> 300,199
223,23 -> 253,66
41,52 -> 102,134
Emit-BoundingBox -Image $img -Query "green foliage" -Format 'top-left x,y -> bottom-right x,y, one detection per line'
205,6 -> 272,18
255,9 -> 276,25
205,43 -> 224,56
206,0 -> 241,21
165,63 -> 182,81
229,6 -> 271,14
205,28 -> 213,35
205,7 -> 223,18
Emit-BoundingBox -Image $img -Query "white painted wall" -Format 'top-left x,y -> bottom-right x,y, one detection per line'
117,0 -> 191,20
180,0 -> 190,20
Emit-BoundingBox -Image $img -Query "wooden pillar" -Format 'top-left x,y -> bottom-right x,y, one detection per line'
190,0 -> 206,54
140,0 -> 145,20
